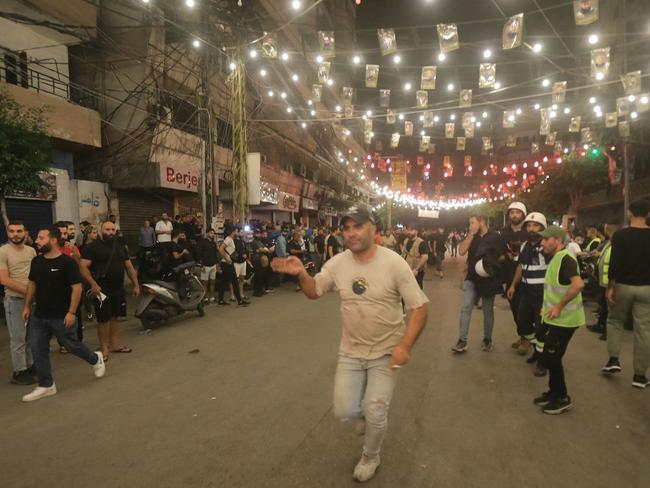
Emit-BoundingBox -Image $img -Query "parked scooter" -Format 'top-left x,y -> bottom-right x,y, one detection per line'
135,261 -> 205,329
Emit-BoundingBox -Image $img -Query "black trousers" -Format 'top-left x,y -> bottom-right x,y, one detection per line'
414,270 -> 425,289
516,290 -> 542,339
252,260 -> 270,295
541,323 -> 576,398
508,284 -> 522,329
596,287 -> 608,328
218,263 -> 242,302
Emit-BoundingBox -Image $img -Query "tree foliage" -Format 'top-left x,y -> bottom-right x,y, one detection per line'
522,152 -> 608,221
0,88 -> 51,228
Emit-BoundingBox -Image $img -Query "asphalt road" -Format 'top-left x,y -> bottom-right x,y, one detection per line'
0,256 -> 648,488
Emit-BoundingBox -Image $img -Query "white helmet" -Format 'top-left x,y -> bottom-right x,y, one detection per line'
475,259 -> 490,278
524,212 -> 547,229
507,202 -> 527,215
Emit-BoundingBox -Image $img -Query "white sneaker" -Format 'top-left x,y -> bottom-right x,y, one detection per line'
93,352 -> 106,378
22,384 -> 57,402
352,454 -> 381,482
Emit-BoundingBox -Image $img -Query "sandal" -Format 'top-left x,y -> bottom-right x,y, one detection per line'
110,346 -> 133,354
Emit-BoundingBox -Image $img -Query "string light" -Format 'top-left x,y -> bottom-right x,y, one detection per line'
281,52 -> 289,61
301,122 -> 307,128
310,109 -> 316,116
628,94 -> 636,102
280,92 -> 287,99
589,97 -> 597,104
494,81 -> 501,89
534,103 -> 541,110
438,52 -> 446,62
192,39 -> 200,48
433,115 -> 440,122
483,49 -> 492,59
532,43 -> 543,53
398,113 -> 405,120
563,107 -> 571,114
229,62 -> 236,71
588,34 -> 599,45
335,105 -> 341,112
291,73 -> 299,81
291,0 -> 302,11
447,83 -> 455,91
267,90 -> 274,97
259,69 -> 267,77
185,0 -> 195,7
326,78 -> 334,86
393,54 -> 401,64
316,55 -> 324,63
631,111 -> 639,119
404,82 -> 412,91
249,49 -> 258,59
307,100 -> 313,106
596,72 -> 605,80
481,111 -> 489,118
286,107 -> 292,113
352,55 -> 361,64
450,113 -> 456,121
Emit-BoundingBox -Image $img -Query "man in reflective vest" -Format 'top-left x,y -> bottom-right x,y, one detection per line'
533,226 -> 586,415
586,224 -> 619,339
506,212 -> 550,376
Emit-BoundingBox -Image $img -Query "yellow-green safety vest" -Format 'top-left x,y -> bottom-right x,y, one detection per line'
541,249 -> 585,328
597,241 -> 612,288
586,237 -> 601,251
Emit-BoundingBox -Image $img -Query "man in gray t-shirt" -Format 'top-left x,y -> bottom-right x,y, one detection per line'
272,206 -> 429,483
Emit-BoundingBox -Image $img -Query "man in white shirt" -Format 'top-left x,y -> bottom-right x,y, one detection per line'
155,212 -> 174,244
272,206 -> 429,482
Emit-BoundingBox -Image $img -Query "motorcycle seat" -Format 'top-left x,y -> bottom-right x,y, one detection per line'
151,280 -> 178,290
172,261 -> 198,274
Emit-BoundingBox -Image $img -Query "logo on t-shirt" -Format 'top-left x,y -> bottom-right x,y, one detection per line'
352,277 -> 368,295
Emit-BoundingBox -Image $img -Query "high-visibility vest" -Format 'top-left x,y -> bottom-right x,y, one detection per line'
541,249 -> 585,328
586,237 -> 601,251
597,241 -> 612,288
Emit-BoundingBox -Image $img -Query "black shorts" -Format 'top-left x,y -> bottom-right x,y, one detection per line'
93,291 -> 127,323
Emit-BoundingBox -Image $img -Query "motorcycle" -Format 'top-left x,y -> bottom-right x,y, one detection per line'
135,261 -> 206,329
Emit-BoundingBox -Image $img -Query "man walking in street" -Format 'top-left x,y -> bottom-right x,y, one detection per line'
500,202 -> 528,342
272,206 -> 428,482
453,214 -> 507,353
506,212 -> 550,376
402,227 -> 429,289
21,226 -> 105,402
601,200 -> 650,388
79,221 -> 140,361
533,226 -> 585,414
0,221 -> 37,385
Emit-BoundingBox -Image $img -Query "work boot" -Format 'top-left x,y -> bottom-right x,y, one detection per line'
517,339 -> 531,356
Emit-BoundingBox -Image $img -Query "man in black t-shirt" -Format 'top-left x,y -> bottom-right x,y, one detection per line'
500,202 -> 528,336
327,228 -> 341,260
21,226 -> 105,402
453,215 -> 508,353
602,200 -> 650,388
313,228 -> 326,271
80,221 -> 140,361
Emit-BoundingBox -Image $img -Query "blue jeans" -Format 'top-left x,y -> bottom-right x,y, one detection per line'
29,316 -> 98,387
458,280 -> 495,342
333,355 -> 398,457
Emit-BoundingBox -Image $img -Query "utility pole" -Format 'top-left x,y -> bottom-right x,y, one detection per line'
623,142 -> 630,222
230,51 -> 248,225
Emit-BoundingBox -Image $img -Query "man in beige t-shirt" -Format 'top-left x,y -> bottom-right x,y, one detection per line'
272,206 -> 429,483
0,221 -> 37,385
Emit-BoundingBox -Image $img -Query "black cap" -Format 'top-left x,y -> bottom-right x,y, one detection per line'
340,205 -> 375,225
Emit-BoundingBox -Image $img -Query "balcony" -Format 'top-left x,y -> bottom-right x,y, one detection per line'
1,65 -> 101,148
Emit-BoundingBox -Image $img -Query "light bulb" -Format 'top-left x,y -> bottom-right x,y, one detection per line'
393,54 -> 401,64
494,81 -> 501,89
286,107 -> 292,113
631,111 -> 639,119
398,113 -> 405,120
589,97 -> 596,104
259,69 -> 267,77
542,79 -> 550,87
281,52 -> 289,61
292,74 -> 299,82
192,39 -> 200,48
229,62 -> 236,71
280,92 -> 287,99
353,55 -> 361,64
596,72 -> 605,80
534,103 -> 541,110
483,49 -> 492,59
532,43 -> 542,53
291,0 -> 301,10
326,78 -> 334,86
249,49 -> 258,59
267,90 -> 274,97
186,0 -> 195,7
438,52 -> 446,62
301,122 -> 307,128
447,83 -> 454,91
316,55 -> 323,63
588,34 -> 599,45
335,105 -> 341,112
482,111 -> 488,118
628,94 -> 636,102
563,107 -> 571,114
404,82 -> 412,91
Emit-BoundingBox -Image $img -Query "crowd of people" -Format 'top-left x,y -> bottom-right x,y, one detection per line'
1,199 -> 648,481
